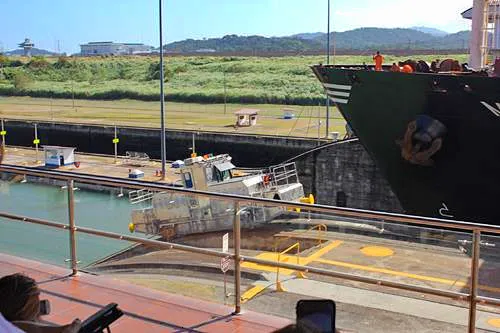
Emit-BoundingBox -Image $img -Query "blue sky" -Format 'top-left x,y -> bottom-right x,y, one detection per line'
0,0 -> 473,54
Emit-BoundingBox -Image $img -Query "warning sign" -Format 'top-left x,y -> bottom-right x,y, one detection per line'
220,256 -> 231,273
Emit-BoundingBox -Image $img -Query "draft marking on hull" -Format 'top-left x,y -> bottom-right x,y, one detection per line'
481,101 -> 500,117
329,97 -> 349,104
326,90 -> 350,98
439,202 -> 454,218
322,83 -> 352,90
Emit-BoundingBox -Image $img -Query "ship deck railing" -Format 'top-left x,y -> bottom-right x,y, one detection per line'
128,188 -> 156,204
270,162 -> 299,186
0,164 -> 499,333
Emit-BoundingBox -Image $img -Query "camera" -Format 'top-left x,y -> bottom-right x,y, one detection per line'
39,299 -> 51,316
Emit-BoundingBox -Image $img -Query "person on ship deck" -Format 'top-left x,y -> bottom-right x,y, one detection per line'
390,63 -> 400,72
373,51 -> 384,71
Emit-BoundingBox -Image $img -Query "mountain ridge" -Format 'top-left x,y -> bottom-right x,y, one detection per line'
4,48 -> 60,56
163,27 -> 470,53
410,26 -> 449,37
1,27 -> 470,56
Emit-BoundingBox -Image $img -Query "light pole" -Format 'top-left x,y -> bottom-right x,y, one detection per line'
34,123 -> 39,163
325,0 -> 331,139
159,0 -> 167,180
223,69 -> 227,115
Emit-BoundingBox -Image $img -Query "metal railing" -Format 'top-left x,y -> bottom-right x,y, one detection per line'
275,242 -> 306,292
0,164 -> 499,332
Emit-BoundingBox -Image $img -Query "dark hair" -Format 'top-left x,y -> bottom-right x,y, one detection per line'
0,273 -> 40,321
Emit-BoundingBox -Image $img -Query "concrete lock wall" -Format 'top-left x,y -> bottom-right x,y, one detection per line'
294,140 -> 403,212
3,120 -> 402,213
4,120 -> 321,167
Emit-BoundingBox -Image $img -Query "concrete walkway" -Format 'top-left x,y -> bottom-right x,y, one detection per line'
259,273 -> 500,332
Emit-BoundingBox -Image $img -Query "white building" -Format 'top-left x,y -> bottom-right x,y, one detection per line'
80,42 -> 153,56
462,1 -> 500,67
43,146 -> 76,167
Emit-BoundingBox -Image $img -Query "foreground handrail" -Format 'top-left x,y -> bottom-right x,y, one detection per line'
1,167 -> 499,333
1,164 -> 500,234
1,209 -> 499,310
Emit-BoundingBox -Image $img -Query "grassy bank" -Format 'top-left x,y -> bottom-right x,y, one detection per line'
0,54 -> 468,105
0,96 -> 346,138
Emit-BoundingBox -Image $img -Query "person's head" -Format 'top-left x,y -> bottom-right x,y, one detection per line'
376,51 -> 380,55
0,273 -> 41,321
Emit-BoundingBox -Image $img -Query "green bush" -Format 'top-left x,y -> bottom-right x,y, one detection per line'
0,54 -> 468,105
0,54 -> 8,67
27,56 -> 49,69
146,62 -> 174,81
11,72 -> 32,89
53,56 -> 72,69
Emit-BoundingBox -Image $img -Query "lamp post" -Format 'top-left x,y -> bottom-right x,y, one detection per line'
159,0 -> 167,180
223,70 -> 227,115
325,0 -> 331,139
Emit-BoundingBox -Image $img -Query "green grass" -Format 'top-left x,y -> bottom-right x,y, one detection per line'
0,54 -> 468,105
0,96 -> 346,138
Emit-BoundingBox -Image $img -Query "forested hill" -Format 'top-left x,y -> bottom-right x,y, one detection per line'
164,28 -> 470,53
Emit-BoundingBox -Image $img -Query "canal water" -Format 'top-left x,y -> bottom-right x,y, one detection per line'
0,180 -> 146,268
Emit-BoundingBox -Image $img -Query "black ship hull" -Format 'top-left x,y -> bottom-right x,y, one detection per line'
312,65 -> 500,224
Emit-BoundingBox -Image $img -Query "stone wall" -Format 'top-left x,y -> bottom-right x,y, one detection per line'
3,120 -> 323,167
294,140 -> 403,212
2,120 -> 402,213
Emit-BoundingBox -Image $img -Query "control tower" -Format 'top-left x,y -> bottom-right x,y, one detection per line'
18,38 -> 34,57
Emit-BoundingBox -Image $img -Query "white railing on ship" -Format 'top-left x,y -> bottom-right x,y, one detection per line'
271,162 -> 299,186
128,188 -> 155,204
0,164 -> 499,333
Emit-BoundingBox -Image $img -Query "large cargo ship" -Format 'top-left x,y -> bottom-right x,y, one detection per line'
312,63 -> 500,223
311,0 -> 500,224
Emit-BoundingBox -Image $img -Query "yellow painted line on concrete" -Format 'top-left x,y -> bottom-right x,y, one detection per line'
241,285 -> 266,303
303,240 -> 344,264
241,253 -> 297,275
241,240 -> 344,276
488,318 -> 500,328
239,241 -> 344,303
315,257 -> 467,287
315,257 -> 500,294
360,245 -> 394,257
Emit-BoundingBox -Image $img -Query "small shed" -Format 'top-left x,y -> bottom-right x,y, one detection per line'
283,108 -> 296,119
43,146 -> 76,167
234,109 -> 259,127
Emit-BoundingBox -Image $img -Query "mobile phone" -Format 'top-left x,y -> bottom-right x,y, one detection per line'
39,299 -> 51,316
296,299 -> 336,333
